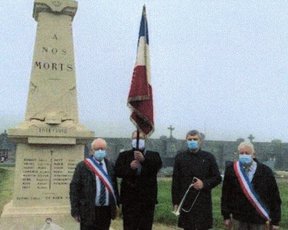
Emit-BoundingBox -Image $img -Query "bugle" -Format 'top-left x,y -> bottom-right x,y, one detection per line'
172,183 -> 193,216
172,177 -> 199,216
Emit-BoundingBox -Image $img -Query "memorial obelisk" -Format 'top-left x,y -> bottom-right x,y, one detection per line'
0,0 -> 94,229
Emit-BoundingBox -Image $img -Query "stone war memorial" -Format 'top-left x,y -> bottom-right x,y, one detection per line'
0,0 -> 94,229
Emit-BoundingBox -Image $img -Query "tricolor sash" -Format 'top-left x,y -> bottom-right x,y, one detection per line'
84,156 -> 117,205
233,161 -> 270,222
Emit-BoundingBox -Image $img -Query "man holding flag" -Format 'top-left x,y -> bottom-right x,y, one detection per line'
115,130 -> 162,230
115,6 -> 162,230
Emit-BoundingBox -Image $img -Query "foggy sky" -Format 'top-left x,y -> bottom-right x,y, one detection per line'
1,1 -> 288,142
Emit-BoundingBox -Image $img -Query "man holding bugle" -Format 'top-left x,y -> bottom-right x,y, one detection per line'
172,130 -> 222,230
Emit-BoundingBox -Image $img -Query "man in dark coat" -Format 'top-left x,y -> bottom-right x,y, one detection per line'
115,130 -> 162,230
70,138 -> 118,230
221,141 -> 281,230
172,130 -> 222,230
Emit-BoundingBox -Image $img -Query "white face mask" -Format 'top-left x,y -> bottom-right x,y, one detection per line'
132,139 -> 145,150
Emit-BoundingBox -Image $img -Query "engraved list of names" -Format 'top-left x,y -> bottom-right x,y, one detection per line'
13,144 -> 82,206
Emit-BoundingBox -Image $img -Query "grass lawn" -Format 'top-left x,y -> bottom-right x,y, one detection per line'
0,167 -> 14,214
155,177 -> 288,229
0,167 -> 287,229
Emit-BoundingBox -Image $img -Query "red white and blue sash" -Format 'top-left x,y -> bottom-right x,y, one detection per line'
233,161 -> 270,222
84,156 -> 117,205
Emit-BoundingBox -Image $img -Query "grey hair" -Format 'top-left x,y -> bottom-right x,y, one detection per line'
237,141 -> 255,153
186,130 -> 205,140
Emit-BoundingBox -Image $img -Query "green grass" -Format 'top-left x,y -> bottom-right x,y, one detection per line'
0,168 -> 287,229
278,179 -> 288,227
155,178 -> 288,229
154,178 -> 178,226
0,167 -> 14,215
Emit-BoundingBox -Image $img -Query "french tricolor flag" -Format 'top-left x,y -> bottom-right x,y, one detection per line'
128,5 -> 154,137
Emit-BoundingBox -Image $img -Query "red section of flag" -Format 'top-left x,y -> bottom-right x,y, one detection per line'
128,67 -> 154,136
128,66 -> 150,100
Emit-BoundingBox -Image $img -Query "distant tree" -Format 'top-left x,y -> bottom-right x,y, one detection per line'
271,139 -> 283,170
271,139 -> 282,144
236,138 -> 245,144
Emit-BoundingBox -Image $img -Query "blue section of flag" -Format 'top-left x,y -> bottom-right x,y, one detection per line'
138,6 -> 149,45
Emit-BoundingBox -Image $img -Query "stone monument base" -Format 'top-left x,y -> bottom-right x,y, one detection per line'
0,200 -> 79,230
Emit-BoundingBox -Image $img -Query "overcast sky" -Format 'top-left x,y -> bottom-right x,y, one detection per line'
1,1 -> 288,142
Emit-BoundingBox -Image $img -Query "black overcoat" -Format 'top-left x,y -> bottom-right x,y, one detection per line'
69,158 -> 118,226
172,149 -> 222,229
115,149 -> 162,207
221,161 -> 281,226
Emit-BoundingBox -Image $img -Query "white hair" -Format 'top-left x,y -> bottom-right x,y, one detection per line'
90,138 -> 107,149
237,141 -> 255,153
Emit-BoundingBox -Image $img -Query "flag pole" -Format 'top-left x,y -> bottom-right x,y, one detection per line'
136,129 -> 140,150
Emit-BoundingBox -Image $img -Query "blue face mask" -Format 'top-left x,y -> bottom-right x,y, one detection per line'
94,150 -> 106,162
187,140 -> 199,150
239,154 -> 253,166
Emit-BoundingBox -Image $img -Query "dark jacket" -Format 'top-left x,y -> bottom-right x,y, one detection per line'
221,161 -> 281,226
172,149 -> 222,229
115,149 -> 162,207
69,158 -> 118,225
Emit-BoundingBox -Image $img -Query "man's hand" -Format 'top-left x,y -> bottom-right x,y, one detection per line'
192,177 -> 204,190
134,151 -> 145,162
73,215 -> 81,223
130,160 -> 141,169
224,219 -> 232,229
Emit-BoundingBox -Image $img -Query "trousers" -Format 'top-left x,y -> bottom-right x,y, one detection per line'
122,202 -> 155,230
233,219 -> 266,230
80,206 -> 111,230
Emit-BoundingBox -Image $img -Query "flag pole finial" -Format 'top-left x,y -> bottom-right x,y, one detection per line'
143,5 -> 146,15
